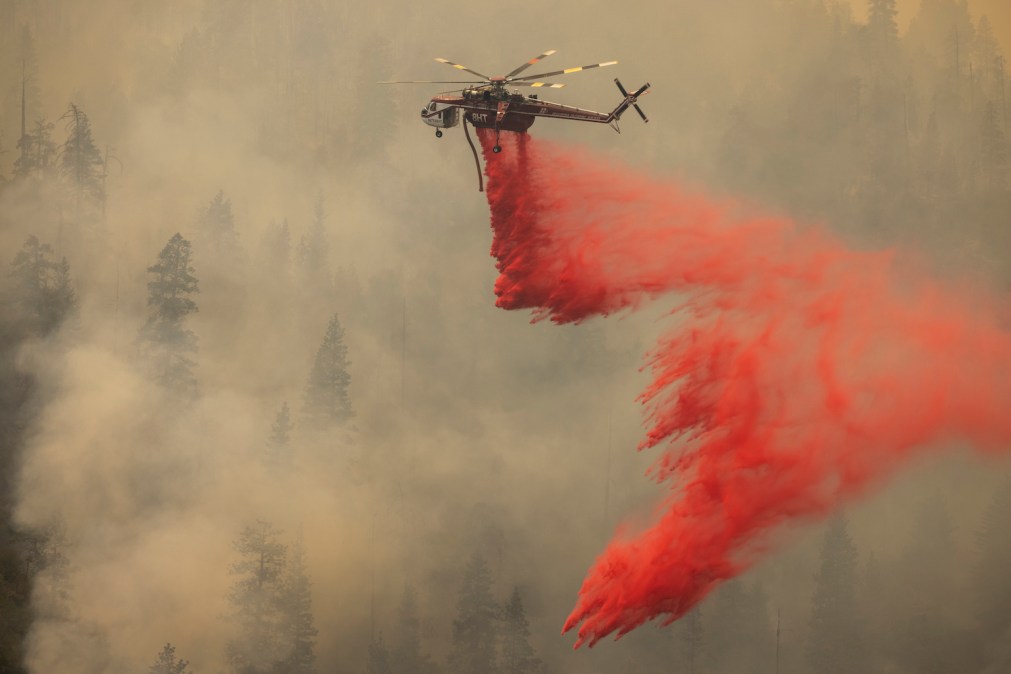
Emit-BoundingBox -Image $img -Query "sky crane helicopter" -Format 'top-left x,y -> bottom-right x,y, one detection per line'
379,50 -> 650,190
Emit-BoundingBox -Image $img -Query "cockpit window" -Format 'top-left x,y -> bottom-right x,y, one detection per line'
428,102 -> 437,111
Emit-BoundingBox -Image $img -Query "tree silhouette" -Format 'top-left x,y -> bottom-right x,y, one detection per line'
278,530 -> 317,674
148,643 -> 193,674
448,552 -> 499,674
60,103 -> 104,218
227,521 -> 288,674
137,233 -> 199,396
266,402 -> 295,465
807,515 -> 863,674
391,584 -> 437,674
197,190 -> 242,262
980,100 -> 1009,190
9,235 -> 77,336
302,313 -> 352,426
499,587 -> 540,674
365,633 -> 393,674
14,117 -> 56,180
297,194 -> 330,290
975,480 -> 1011,645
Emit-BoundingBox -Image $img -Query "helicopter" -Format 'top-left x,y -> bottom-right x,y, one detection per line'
380,50 -> 650,188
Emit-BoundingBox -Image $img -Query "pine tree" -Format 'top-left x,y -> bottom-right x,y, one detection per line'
197,190 -> 242,261
366,633 -> 393,674
149,643 -> 192,674
227,521 -> 288,674
391,584 -> 436,674
9,235 -> 77,336
266,402 -> 294,465
259,219 -> 292,279
21,521 -> 71,617
499,588 -> 540,674
60,103 -> 105,217
867,0 -> 898,46
137,233 -> 199,396
980,100 -> 1009,190
972,16 -> 1001,93
705,579 -> 771,674
297,194 -> 330,289
302,313 -> 352,426
14,117 -> 56,180
278,531 -> 317,674
894,494 -> 966,674
18,25 -> 42,124
448,552 -> 499,674
860,551 -> 889,663
807,515 -> 864,674
670,606 -> 703,674
975,480 -> 1011,644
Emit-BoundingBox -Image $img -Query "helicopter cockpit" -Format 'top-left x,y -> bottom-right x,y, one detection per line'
421,101 -> 460,135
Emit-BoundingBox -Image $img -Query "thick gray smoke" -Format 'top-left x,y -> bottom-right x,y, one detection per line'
1,1 -> 1010,674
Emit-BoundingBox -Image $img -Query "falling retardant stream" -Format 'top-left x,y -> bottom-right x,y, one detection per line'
474,128 -> 1011,647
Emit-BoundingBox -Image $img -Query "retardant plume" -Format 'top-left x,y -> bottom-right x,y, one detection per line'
475,128 -> 1011,647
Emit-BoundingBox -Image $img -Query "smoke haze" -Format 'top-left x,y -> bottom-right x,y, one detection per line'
1,1 -> 1010,674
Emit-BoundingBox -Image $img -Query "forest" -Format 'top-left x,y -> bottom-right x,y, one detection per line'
0,0 -> 1010,673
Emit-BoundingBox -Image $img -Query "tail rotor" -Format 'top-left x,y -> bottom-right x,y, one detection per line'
613,78 -> 650,124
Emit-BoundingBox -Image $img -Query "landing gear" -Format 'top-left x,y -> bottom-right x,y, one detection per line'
492,145 -> 502,153
435,129 -> 443,138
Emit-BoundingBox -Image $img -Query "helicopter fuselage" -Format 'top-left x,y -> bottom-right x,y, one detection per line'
421,84 -> 614,134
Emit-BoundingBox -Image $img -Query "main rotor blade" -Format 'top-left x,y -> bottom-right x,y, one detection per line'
505,49 -> 557,79
511,81 -> 566,88
511,60 -> 618,82
434,58 -> 490,80
377,80 -> 485,84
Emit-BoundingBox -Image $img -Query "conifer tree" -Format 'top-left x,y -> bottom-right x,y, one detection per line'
973,16 -> 1000,86
60,103 -> 105,216
266,402 -> 294,465
297,194 -> 330,288
671,606 -> 703,674
893,495 -> 966,674
278,531 -> 317,674
499,588 -> 540,674
149,643 -> 192,674
808,515 -> 864,674
259,219 -> 292,279
227,521 -> 288,674
448,552 -> 499,674
366,633 -> 393,674
197,190 -> 242,261
981,100 -> 1009,189
9,235 -> 77,336
14,117 -> 56,180
867,0 -> 898,45
18,25 -> 42,123
975,480 -> 1011,643
302,313 -> 352,425
705,579 -> 770,674
392,584 -> 436,674
137,233 -> 199,396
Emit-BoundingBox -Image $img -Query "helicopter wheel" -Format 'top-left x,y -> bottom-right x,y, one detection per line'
492,145 -> 502,153
435,129 -> 443,138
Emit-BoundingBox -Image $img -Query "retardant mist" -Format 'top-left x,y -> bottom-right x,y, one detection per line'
476,128 -> 1011,647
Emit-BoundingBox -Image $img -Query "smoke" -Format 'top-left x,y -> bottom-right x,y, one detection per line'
476,128 -> 1011,647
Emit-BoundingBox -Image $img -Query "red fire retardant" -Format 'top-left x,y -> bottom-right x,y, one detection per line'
476,128 -> 1011,647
